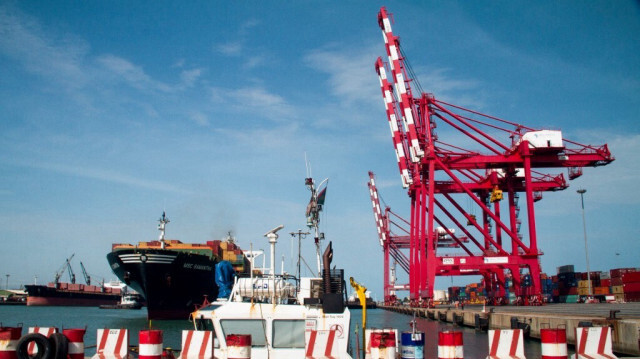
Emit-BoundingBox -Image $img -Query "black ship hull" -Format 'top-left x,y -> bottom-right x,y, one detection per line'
106,249 -> 218,320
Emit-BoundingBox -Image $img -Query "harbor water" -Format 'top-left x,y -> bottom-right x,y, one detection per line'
0,305 -> 551,358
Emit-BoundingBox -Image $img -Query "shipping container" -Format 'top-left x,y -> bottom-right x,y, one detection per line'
623,282 -> 640,293
621,271 -> 640,283
610,268 -> 638,278
600,278 -> 611,287
557,272 -> 577,283
612,285 -> 624,294
594,287 -> 610,295
557,265 -> 574,274
578,280 -> 594,288
624,292 -> 640,302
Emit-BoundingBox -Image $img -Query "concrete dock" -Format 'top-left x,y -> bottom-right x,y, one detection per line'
380,303 -> 640,356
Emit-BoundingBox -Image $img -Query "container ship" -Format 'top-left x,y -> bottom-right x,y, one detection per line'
106,212 -> 249,320
25,254 -> 122,307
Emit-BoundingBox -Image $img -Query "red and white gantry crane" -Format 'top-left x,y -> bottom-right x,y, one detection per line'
372,7 -> 614,306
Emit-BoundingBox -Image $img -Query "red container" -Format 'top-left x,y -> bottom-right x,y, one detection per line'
610,268 -> 638,278
624,291 -> 640,302
600,279 -> 611,287
568,287 -> 578,295
621,272 -> 640,283
611,278 -> 623,286
623,282 -> 640,293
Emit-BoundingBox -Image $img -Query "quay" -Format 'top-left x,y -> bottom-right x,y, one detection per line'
381,302 -> 640,356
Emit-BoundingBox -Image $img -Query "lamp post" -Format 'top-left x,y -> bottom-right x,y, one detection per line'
290,229 -> 309,280
5,274 -> 9,290
577,189 -> 592,297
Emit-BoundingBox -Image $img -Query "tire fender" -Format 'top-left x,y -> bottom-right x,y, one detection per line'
48,333 -> 69,359
16,333 -> 53,359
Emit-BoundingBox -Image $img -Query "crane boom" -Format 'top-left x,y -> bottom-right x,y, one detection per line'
378,7 -> 423,162
80,262 -> 91,286
54,253 -> 75,284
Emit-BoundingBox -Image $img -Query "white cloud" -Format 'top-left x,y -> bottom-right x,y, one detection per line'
189,112 -> 209,127
304,44 -> 380,106
0,4 -> 89,90
1,157 -> 191,195
217,41 -> 242,56
211,86 -> 296,121
180,68 -> 203,88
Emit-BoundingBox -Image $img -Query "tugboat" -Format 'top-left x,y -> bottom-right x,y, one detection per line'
99,293 -> 144,310
106,213 -> 249,320
191,176 -> 353,358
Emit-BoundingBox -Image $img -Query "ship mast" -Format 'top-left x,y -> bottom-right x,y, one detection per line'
305,177 -> 328,276
158,211 -> 170,249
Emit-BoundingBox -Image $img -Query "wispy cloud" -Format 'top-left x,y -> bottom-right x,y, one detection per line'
0,4 -> 89,90
217,41 -> 242,56
211,86 -> 296,121
1,156 -> 192,195
304,44 -> 380,106
1,4 -> 203,98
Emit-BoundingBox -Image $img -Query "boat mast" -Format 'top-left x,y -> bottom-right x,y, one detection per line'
305,177 -> 328,276
158,212 -> 170,249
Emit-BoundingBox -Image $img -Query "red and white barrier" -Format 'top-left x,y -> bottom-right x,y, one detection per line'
226,334 -> 250,359
178,330 -> 213,359
540,328 -> 567,359
369,330 -> 397,359
438,331 -> 463,359
63,328 -> 86,359
27,327 -> 58,355
93,329 -> 129,359
486,329 -> 525,359
139,330 -> 163,359
305,330 -> 338,359
0,327 -> 22,359
572,326 -> 618,359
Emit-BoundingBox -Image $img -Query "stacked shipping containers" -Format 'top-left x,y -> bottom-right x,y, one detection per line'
611,268 -> 640,302
447,266 -> 639,304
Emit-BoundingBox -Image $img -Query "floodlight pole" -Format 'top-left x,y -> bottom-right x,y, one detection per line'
577,189 -> 592,297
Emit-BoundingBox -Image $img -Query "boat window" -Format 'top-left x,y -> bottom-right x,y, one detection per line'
272,319 -> 305,348
220,319 -> 267,347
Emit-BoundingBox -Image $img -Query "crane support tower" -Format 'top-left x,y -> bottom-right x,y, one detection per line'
373,7 -> 614,306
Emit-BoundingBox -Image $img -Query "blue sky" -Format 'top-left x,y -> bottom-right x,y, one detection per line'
1,1 -> 638,298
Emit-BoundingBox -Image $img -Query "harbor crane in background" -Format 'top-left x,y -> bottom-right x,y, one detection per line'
80,262 -> 91,286
54,253 -> 76,285
372,7 -> 614,306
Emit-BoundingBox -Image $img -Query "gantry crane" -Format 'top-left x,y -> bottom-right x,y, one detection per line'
373,7 -> 614,306
368,171 -> 465,305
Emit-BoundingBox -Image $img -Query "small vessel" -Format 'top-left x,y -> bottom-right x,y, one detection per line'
99,293 -> 144,309
190,176 -> 354,358
347,290 -> 377,309
106,213 -> 250,320
25,255 -> 121,307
